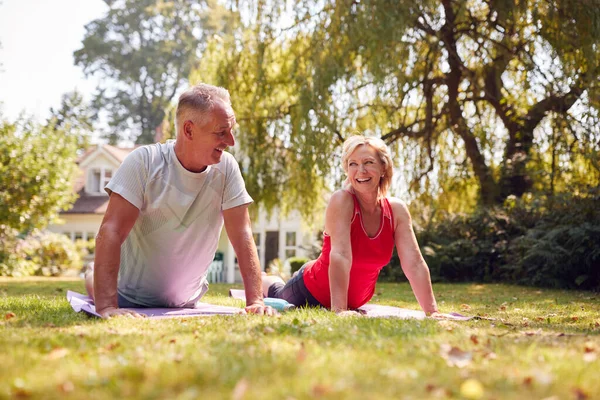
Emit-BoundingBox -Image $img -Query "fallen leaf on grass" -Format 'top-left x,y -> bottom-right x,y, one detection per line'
47,347 -> 69,360
584,342 -> 596,353
573,387 -> 590,400
12,378 -> 31,398
232,378 -> 249,400
425,383 -> 449,398
59,381 -> 74,393
440,345 -> 472,368
5,312 -> 16,320
583,342 -> 597,363
460,304 -> 471,311
263,326 -> 275,334
312,384 -> 331,397
470,335 -> 479,345
105,342 -> 120,351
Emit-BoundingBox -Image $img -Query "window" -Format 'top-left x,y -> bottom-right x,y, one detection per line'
74,232 -> 83,241
284,231 -> 297,260
285,232 -> 296,247
88,167 -> 112,194
285,249 -> 296,259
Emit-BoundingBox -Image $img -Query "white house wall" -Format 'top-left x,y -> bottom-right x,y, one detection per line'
216,206 -> 311,283
47,214 -> 104,241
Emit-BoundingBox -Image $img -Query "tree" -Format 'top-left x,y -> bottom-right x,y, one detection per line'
0,117 -> 79,233
74,0 -> 238,144
194,0 -> 600,210
48,90 -> 96,151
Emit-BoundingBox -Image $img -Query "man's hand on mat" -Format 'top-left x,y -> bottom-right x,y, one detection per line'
244,302 -> 277,316
98,306 -> 145,319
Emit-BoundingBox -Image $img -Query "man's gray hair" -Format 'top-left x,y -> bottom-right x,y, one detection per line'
176,83 -> 232,129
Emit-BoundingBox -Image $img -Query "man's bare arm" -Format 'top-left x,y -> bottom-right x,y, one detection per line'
223,204 -> 274,316
93,193 -> 140,318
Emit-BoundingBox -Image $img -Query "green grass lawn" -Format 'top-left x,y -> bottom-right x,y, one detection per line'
1,278 -> 599,400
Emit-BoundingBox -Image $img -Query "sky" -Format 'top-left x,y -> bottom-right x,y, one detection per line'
0,0 -> 108,123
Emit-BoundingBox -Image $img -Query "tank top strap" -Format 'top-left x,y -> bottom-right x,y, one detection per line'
382,197 -> 395,231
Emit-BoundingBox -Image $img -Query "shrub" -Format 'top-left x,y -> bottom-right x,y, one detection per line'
0,226 -> 37,277
382,189 -> 600,290
31,232 -> 82,276
0,229 -> 83,277
287,257 -> 310,274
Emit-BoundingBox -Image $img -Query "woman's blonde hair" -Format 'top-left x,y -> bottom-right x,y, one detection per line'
341,135 -> 394,199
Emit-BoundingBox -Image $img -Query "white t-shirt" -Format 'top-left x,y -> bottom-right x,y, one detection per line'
105,140 -> 253,307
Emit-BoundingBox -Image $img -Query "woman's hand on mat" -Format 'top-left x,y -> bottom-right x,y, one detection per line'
245,302 -> 278,316
98,306 -> 145,319
428,311 -> 451,319
335,310 -> 362,317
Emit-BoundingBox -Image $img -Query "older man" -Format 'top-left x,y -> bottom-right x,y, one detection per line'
87,83 -> 273,317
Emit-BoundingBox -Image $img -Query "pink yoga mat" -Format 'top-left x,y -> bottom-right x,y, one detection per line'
67,291 -> 243,318
228,289 -> 472,320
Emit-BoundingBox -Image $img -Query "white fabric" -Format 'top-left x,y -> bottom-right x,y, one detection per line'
105,140 -> 252,307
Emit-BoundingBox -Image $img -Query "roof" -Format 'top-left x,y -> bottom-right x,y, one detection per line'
103,144 -> 137,163
64,144 -> 137,215
77,144 -> 137,165
63,191 -> 110,214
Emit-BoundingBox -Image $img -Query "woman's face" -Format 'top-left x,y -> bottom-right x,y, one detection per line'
346,144 -> 384,195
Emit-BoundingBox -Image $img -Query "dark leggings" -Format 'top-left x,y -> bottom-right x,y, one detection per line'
267,264 -> 322,307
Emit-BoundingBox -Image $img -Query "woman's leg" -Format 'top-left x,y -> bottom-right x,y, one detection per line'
262,275 -> 285,298
264,265 -> 321,307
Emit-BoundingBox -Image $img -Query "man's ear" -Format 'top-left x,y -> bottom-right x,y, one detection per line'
183,120 -> 193,139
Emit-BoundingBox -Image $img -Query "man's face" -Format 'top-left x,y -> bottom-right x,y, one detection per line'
187,100 -> 236,169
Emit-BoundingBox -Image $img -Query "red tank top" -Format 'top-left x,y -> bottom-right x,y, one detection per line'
303,192 -> 395,309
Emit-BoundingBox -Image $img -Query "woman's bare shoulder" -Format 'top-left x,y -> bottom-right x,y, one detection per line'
328,189 -> 354,207
387,196 -> 411,220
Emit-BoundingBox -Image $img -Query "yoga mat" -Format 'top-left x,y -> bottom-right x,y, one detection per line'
67,291 -> 243,319
229,289 -> 472,321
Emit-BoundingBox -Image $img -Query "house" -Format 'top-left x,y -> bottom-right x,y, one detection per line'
47,144 -> 314,283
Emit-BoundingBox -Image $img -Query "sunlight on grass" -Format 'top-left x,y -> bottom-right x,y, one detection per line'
1,278 -> 599,399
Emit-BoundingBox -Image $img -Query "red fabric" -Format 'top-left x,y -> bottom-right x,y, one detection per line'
303,192 -> 395,309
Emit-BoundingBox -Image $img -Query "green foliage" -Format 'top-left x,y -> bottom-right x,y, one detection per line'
75,238 -> 96,262
30,232 -> 82,276
394,190 -> 600,290
48,91 -> 96,151
74,0 -> 238,144
0,227 -> 37,277
194,0 -> 600,211
286,256 -> 309,274
0,230 -> 82,277
0,118 -> 78,233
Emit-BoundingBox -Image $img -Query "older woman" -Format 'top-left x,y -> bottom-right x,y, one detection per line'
263,135 -> 440,316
